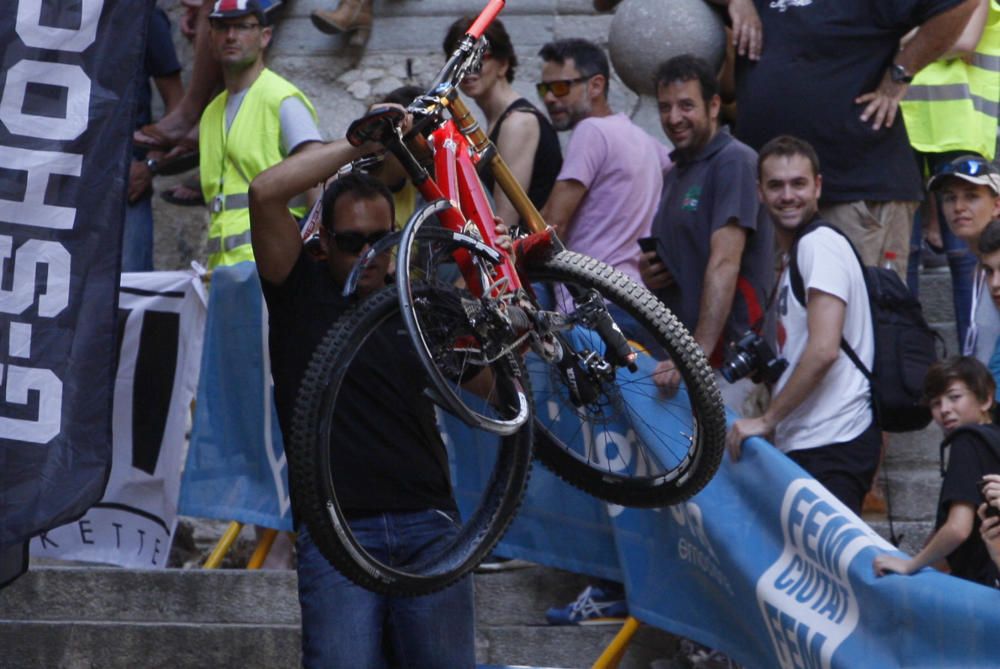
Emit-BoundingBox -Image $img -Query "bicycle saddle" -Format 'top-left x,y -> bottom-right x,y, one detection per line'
346,106 -> 406,147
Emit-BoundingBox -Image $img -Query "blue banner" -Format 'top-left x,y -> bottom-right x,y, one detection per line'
0,0 -> 152,587
185,272 -> 1000,667
179,263 -> 292,531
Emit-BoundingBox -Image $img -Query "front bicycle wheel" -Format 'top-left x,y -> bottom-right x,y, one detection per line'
524,251 -> 726,508
289,283 -> 533,596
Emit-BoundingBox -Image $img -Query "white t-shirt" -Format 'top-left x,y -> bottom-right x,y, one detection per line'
774,227 -> 874,452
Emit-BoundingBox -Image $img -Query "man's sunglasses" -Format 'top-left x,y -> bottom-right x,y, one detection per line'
536,76 -> 592,98
329,229 -> 391,255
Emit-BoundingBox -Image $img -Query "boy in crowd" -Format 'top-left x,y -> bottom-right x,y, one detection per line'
874,357 -> 1000,586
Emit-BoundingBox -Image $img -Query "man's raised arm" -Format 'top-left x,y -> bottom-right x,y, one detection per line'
249,139 -> 366,285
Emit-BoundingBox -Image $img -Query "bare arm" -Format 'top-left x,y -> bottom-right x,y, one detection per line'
540,179 -> 588,239
726,290 -> 845,460
944,0 -> 990,56
857,0 -> 979,130
249,138 -> 367,285
493,110 -> 541,227
693,223 -> 747,354
705,0 -> 762,60
874,503 -> 975,576
153,72 -> 184,115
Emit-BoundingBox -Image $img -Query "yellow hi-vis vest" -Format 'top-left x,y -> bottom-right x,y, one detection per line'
901,0 -> 1000,162
199,68 -> 317,268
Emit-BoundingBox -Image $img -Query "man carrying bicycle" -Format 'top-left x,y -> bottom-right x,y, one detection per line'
248,125 -> 476,669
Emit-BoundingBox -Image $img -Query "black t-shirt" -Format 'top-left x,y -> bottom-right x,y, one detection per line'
481,98 -> 563,224
735,0 -> 965,203
261,252 -> 455,515
937,424 -> 1000,586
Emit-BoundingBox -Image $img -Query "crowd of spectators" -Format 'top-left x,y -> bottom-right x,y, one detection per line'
131,0 -> 1000,666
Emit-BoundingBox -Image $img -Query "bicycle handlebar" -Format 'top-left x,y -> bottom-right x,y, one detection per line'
467,0 -> 506,39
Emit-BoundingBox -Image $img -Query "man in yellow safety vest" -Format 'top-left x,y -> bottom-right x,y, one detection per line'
200,0 -> 322,268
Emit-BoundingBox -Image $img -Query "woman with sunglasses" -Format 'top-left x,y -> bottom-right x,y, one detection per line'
442,17 -> 563,233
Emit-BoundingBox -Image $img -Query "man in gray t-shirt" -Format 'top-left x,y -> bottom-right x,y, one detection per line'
639,55 -> 773,413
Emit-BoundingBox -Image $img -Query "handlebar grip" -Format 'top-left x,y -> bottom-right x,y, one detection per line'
466,0 -> 505,39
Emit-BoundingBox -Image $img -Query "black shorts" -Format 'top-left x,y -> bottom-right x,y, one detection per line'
786,420 -> 881,515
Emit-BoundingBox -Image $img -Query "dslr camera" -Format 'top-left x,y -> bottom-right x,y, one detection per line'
720,331 -> 788,385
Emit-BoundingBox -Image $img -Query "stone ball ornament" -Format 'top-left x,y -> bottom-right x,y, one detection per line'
608,0 -> 727,96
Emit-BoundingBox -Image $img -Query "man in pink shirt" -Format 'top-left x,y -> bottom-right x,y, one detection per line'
538,38 -> 671,285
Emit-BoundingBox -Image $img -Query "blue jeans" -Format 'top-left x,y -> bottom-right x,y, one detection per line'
122,196 -> 154,272
296,510 -> 475,669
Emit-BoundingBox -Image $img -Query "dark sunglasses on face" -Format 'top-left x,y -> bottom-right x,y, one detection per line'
536,75 -> 592,98
329,229 -> 391,255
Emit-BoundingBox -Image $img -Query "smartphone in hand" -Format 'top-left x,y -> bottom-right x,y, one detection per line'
638,236 -> 662,263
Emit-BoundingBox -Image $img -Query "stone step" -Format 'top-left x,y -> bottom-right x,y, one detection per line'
0,620 -> 300,669
917,268 -> 957,326
0,565 -> 678,669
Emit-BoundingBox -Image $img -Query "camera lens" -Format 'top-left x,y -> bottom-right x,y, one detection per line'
721,351 -> 753,383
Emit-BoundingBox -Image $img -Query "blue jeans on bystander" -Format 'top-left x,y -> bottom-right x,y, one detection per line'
296,510 -> 475,669
122,196 -> 154,272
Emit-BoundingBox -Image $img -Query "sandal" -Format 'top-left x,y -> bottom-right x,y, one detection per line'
160,177 -> 205,207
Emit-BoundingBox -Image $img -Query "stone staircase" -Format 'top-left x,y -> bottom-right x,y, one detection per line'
0,564 -> 678,669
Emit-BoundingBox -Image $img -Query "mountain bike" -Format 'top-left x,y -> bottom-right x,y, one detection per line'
289,0 -> 726,596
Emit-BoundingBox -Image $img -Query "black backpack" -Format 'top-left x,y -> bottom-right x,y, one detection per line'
789,222 -> 942,433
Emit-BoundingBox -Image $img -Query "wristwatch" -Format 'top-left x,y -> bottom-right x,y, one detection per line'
145,157 -> 158,174
890,63 -> 914,84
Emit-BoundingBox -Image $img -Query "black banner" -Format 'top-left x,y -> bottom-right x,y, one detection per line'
0,0 -> 152,587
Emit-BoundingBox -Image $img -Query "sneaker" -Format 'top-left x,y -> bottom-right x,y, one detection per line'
544,585 -> 628,625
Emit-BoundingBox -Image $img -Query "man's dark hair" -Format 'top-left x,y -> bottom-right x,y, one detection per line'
321,172 -> 396,232
379,85 -> 424,108
923,355 -> 996,406
757,135 -> 822,179
538,38 -> 609,97
654,54 -> 718,103
443,16 -> 518,83
979,219 -> 1000,255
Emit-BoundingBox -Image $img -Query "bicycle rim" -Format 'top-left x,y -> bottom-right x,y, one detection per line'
524,250 -> 726,507
288,283 -> 533,596
396,199 -> 531,436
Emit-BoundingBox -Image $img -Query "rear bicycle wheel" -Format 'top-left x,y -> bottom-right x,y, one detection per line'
524,251 -> 726,507
396,199 -> 533,436
289,283 -> 533,596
